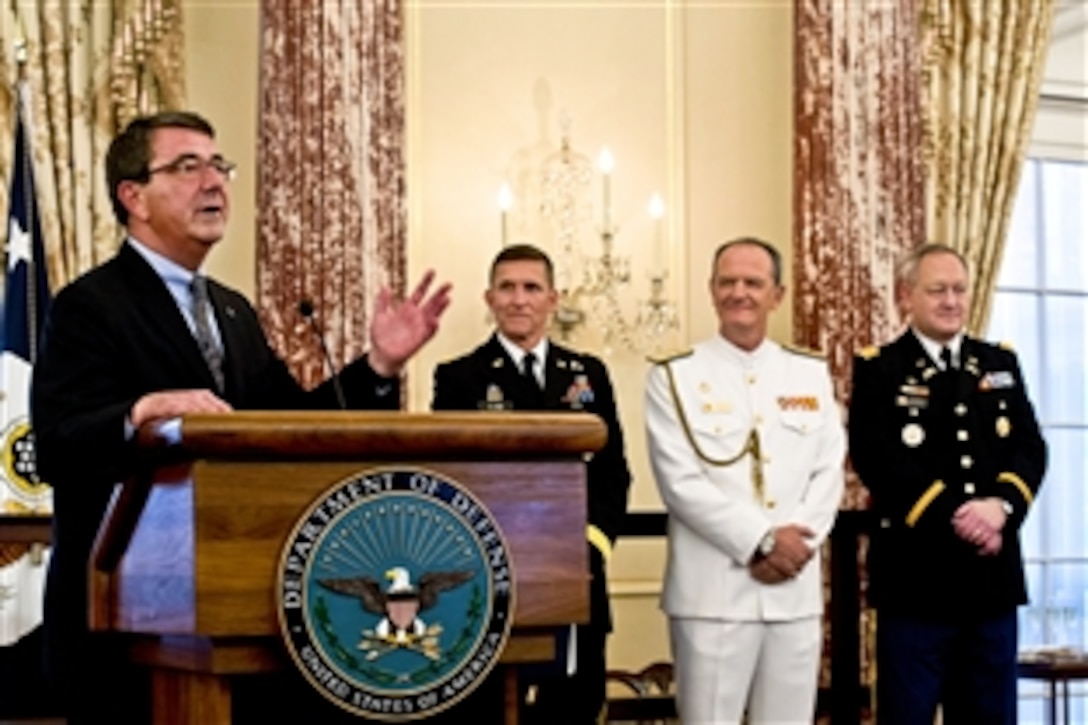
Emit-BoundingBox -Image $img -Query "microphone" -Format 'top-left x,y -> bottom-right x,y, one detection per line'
299,300 -> 347,410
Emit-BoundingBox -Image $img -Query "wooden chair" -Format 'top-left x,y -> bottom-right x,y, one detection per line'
604,660 -> 677,724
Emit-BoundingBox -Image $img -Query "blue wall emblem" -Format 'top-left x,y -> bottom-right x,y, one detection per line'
277,467 -> 515,720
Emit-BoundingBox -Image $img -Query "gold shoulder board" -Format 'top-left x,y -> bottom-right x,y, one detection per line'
647,347 -> 693,365
782,342 -> 826,360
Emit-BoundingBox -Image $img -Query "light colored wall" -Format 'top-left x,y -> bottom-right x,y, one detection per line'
406,1 -> 794,672
184,0 -> 260,299
185,0 -> 794,673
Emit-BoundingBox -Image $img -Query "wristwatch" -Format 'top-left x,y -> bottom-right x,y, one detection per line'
758,530 -> 776,557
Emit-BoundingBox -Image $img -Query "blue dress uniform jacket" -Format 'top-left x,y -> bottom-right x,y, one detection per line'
849,331 -> 1047,620
432,334 -> 631,723
646,336 -> 845,621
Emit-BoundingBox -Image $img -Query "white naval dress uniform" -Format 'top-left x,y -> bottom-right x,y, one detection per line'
645,335 -> 845,724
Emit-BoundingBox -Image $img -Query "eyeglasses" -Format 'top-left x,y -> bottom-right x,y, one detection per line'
146,155 -> 237,182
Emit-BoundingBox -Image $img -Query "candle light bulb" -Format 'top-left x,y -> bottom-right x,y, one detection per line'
649,193 -> 664,219
597,147 -> 614,175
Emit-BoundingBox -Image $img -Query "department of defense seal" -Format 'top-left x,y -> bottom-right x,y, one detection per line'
277,467 -> 515,720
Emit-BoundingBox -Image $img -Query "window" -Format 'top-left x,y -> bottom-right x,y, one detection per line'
987,158 -> 1088,721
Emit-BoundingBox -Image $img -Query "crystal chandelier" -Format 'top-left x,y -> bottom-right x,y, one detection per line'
499,117 -> 679,355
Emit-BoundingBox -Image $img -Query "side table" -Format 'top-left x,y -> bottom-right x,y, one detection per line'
1018,653 -> 1088,725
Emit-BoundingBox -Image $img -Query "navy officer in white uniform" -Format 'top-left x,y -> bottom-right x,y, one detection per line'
645,237 -> 845,724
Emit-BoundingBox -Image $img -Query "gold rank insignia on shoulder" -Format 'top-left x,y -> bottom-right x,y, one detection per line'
858,346 -> 880,360
782,343 -> 826,360
648,347 -> 693,365
778,396 -> 819,411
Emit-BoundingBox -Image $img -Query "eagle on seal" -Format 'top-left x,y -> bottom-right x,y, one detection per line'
319,566 -> 473,643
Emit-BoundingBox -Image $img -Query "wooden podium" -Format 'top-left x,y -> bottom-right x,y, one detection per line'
89,411 -> 605,724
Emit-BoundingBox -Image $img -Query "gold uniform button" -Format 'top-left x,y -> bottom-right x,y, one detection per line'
999,400 -> 1008,410
965,482 -> 976,494
746,374 -> 757,385
961,455 -> 973,469
765,500 -> 776,510
955,404 -> 968,416
702,403 -> 712,413
957,430 -> 969,441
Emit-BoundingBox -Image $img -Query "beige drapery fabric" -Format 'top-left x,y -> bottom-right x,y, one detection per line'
920,0 -> 1056,334
0,0 -> 186,288
257,1 -> 406,388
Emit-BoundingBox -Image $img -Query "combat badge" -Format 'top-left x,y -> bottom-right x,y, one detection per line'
277,468 -> 514,720
902,423 -> 925,447
479,384 -> 510,411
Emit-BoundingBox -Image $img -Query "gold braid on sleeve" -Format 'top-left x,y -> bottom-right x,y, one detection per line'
661,361 -> 765,502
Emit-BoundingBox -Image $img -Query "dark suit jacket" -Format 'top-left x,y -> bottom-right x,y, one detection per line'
849,331 -> 1047,619
432,335 -> 631,627
30,241 -> 399,679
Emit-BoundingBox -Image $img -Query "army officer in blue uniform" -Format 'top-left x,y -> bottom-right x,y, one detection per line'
432,243 -> 631,724
849,243 -> 1047,725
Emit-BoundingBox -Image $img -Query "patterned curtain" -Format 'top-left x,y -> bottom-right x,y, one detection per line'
920,0 -> 1056,334
257,1 -> 406,388
795,3 -> 927,718
794,0 -> 926,509
0,0 -> 186,288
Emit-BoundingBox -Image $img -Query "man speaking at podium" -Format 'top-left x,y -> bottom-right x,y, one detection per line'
433,244 -> 632,724
30,111 -> 451,723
